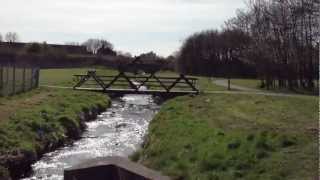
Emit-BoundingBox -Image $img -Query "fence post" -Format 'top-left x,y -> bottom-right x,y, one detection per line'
12,64 -> 16,95
35,68 -> 39,88
22,66 -> 26,92
4,65 -> 8,96
30,68 -> 34,90
6,64 -> 9,85
0,65 -> 3,96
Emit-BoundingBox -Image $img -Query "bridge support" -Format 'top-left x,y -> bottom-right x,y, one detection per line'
64,156 -> 169,180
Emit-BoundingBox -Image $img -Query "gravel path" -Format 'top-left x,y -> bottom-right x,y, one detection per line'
212,79 -> 261,92
203,90 -> 313,98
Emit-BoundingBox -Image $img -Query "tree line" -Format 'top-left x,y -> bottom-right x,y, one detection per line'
177,29 -> 256,78
177,0 -> 319,91
0,33 -> 174,70
0,32 -> 117,56
0,32 -> 19,43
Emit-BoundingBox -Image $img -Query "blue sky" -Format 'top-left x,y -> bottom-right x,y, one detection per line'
0,0 -> 247,56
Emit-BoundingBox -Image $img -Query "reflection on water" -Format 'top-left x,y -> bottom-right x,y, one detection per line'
22,94 -> 159,180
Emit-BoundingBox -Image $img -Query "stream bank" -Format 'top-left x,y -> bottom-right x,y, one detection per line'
0,89 -> 110,180
22,94 -> 159,180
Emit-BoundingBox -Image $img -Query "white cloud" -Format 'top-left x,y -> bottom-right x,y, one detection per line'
0,0 -> 246,56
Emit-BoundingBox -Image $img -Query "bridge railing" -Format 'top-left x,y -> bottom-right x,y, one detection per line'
73,71 -> 199,95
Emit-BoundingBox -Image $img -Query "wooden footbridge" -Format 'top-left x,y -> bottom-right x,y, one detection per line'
73,58 -> 199,97
73,70 -> 199,97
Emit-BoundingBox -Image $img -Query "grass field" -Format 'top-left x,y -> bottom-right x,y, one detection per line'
39,68 -> 119,86
134,93 -> 318,180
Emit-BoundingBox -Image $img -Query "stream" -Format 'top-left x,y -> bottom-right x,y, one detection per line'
22,94 -> 160,180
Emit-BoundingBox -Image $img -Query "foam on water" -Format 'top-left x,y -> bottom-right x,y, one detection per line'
22,94 -> 159,180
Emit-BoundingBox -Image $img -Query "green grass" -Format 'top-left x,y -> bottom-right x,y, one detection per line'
230,79 -> 261,90
198,77 -> 227,91
136,94 -> 318,180
40,68 -> 119,86
0,88 -> 110,179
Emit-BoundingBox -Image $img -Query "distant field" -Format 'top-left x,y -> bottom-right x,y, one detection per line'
39,68 -> 119,86
135,93 -> 318,179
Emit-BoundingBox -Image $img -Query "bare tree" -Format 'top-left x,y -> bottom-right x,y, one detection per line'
5,32 -> 19,43
82,38 -> 114,54
224,0 -> 319,91
0,33 -> 2,42
100,40 -> 113,50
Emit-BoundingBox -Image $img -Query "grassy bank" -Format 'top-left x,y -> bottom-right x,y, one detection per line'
135,94 -> 318,180
0,88 -> 110,179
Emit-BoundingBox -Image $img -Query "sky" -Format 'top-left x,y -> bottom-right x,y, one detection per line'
0,0 -> 247,56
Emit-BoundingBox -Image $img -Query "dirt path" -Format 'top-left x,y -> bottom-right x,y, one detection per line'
212,79 -> 261,92
203,90 -> 314,98
210,79 -> 316,98
40,85 -> 73,89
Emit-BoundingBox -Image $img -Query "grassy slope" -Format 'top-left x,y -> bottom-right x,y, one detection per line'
136,94 -> 318,180
0,88 -> 110,178
0,88 -> 109,152
0,68 -> 112,179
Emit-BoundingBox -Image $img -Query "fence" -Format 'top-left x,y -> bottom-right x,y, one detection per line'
0,64 -> 39,96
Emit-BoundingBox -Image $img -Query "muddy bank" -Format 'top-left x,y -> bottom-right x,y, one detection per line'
0,92 -> 110,180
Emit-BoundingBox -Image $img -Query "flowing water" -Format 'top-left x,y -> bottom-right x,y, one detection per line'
22,94 -> 160,180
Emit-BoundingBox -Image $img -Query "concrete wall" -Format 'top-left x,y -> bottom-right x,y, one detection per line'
64,157 -> 170,180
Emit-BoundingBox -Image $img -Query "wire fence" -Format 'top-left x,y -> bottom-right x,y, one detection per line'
0,64 -> 39,96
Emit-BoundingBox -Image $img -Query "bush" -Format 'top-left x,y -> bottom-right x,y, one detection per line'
0,166 -> 10,180
26,43 -> 42,54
